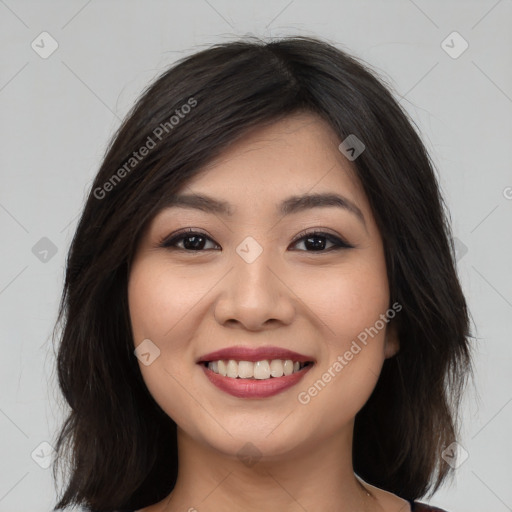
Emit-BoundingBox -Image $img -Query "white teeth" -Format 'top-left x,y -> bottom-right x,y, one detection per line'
206,359 -> 309,379
238,360 -> 254,378
283,360 -> 293,376
269,359 -> 284,377
254,360 -> 271,379
218,360 -> 227,376
226,359 -> 238,378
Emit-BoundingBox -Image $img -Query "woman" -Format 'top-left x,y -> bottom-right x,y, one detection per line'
52,36 -> 472,512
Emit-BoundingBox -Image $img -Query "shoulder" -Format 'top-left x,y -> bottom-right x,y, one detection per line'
411,501 -> 450,512
358,479 -> 449,512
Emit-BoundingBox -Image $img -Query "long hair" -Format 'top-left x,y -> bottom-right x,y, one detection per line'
51,36 -> 472,510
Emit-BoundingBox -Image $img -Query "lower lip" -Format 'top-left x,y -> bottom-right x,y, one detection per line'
200,364 -> 313,399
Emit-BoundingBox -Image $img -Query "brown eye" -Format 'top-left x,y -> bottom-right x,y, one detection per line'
160,229 -> 353,253
160,229 -> 220,251
290,231 -> 353,252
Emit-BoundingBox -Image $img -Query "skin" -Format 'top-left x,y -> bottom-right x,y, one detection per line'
128,112 -> 410,512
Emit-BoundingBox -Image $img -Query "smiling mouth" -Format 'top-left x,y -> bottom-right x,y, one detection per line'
202,359 -> 314,380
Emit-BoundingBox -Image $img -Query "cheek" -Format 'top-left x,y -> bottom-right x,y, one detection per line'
297,255 -> 390,347
128,259 -> 212,344
127,259 -> 205,429
127,260 -> 198,392
293,253 -> 391,426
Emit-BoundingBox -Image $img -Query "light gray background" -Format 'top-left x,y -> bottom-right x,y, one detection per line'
1,1 -> 511,511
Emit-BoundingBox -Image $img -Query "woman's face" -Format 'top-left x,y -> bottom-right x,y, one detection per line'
128,112 -> 399,459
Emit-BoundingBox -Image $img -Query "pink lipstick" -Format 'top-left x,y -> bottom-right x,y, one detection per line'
197,346 -> 315,399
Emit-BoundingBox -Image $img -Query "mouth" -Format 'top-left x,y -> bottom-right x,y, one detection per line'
202,359 -> 313,379
197,346 -> 315,399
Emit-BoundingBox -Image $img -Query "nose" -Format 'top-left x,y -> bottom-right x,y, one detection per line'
212,246 -> 296,331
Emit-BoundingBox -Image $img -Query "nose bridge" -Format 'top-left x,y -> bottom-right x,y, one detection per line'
234,236 -> 275,296
231,235 -> 278,307
213,235 -> 294,329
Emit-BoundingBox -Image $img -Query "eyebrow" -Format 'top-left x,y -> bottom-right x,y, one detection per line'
162,192 -> 366,226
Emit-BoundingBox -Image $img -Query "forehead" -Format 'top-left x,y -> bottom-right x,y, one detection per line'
179,112 -> 367,211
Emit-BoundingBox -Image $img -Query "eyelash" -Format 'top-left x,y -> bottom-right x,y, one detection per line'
159,228 -> 354,253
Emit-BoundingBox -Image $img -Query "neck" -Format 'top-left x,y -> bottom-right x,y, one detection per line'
162,424 -> 378,512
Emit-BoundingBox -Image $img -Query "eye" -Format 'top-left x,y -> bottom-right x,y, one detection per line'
289,230 -> 353,252
160,229 -> 220,251
160,228 -> 353,253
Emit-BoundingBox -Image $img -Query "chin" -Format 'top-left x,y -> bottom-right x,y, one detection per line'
180,410 -> 315,462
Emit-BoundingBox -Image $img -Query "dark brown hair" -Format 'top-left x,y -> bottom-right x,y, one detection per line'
51,35 -> 472,511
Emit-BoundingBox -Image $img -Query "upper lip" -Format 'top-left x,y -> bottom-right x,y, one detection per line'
197,346 -> 315,363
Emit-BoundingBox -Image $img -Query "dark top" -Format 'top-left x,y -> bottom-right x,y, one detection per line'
410,501 -> 448,511
117,500 -> 448,511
